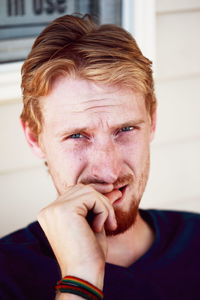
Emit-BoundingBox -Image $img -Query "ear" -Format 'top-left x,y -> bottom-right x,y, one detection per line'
21,120 -> 45,159
149,107 -> 157,142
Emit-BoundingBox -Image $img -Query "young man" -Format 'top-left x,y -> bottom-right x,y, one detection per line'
0,14 -> 200,300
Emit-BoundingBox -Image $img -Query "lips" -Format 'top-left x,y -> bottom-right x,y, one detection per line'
115,183 -> 128,194
118,185 -> 127,193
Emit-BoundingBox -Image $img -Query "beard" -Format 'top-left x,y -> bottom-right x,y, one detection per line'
105,197 -> 139,236
52,153 -> 150,237
105,157 -> 150,237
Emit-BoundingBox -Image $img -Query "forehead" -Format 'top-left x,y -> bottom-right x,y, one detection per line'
40,76 -> 147,129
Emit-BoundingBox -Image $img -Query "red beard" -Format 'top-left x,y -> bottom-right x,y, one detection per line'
105,196 -> 138,236
82,171 -> 148,236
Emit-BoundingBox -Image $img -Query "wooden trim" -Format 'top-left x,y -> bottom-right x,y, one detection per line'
122,0 -> 156,62
0,62 -> 22,102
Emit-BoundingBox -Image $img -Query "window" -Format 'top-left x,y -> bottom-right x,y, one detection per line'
0,0 -> 122,63
0,0 -> 156,102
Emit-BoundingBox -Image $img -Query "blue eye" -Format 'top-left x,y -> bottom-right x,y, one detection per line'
69,133 -> 83,139
119,126 -> 134,132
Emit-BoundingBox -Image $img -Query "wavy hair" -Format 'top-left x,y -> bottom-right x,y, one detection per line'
21,14 -> 156,135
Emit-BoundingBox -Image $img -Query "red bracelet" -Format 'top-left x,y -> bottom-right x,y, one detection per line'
55,275 -> 104,299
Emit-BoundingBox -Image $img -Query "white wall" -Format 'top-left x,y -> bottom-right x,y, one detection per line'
141,0 -> 200,211
0,64 -> 56,237
0,0 -> 200,237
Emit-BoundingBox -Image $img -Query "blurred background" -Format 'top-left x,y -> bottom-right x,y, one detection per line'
0,0 -> 200,237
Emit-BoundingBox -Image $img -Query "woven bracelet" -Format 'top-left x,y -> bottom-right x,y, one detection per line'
55,276 -> 104,300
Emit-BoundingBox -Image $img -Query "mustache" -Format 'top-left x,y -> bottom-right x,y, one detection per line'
81,174 -> 133,188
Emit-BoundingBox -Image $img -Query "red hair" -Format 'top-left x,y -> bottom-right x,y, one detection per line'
21,14 -> 156,135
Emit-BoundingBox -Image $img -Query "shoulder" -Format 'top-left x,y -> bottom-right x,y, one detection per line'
0,221 -> 41,245
149,208 -> 200,226
0,221 -> 48,251
141,209 -> 200,247
0,221 -> 52,260
141,208 -> 200,226
0,222 -> 58,299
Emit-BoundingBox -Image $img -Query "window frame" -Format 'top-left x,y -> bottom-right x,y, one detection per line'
0,0 -> 156,103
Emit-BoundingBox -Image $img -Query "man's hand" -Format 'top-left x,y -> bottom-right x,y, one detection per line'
37,184 -> 122,289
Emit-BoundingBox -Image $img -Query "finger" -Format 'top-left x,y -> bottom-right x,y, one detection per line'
56,185 -> 117,231
93,213 -> 117,233
92,201 -> 117,233
89,183 -> 114,194
57,184 -> 95,203
92,210 -> 109,233
104,189 -> 122,204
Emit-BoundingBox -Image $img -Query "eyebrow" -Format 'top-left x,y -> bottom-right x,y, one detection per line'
56,119 -> 145,137
111,119 -> 145,130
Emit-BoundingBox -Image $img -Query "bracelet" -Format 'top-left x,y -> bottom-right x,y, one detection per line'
55,275 -> 104,300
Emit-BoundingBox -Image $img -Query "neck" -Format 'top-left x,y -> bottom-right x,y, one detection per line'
106,211 -> 155,267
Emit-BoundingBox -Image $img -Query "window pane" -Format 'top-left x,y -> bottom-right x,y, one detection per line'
0,0 -> 122,63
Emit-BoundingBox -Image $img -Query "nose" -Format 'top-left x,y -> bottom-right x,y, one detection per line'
87,140 -> 122,184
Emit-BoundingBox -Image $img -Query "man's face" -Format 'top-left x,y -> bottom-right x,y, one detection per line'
34,76 -> 155,235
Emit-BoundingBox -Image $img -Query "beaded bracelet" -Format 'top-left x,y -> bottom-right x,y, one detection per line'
55,276 -> 104,300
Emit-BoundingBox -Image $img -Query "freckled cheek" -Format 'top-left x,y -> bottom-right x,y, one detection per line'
120,138 -> 149,169
65,143 -> 88,171
47,143 -> 85,174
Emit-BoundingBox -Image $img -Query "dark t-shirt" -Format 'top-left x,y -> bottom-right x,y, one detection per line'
0,209 -> 200,299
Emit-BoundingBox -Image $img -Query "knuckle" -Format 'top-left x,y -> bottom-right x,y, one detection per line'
107,204 -> 115,216
75,183 -> 95,194
82,184 -> 95,192
104,207 -> 109,218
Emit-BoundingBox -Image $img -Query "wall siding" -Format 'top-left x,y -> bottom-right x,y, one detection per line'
141,0 -> 200,213
0,0 -> 200,236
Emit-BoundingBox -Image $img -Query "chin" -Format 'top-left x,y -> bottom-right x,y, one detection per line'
105,201 -> 139,236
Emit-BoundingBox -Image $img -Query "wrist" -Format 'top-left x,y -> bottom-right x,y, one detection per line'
56,276 -> 104,299
60,265 -> 105,290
